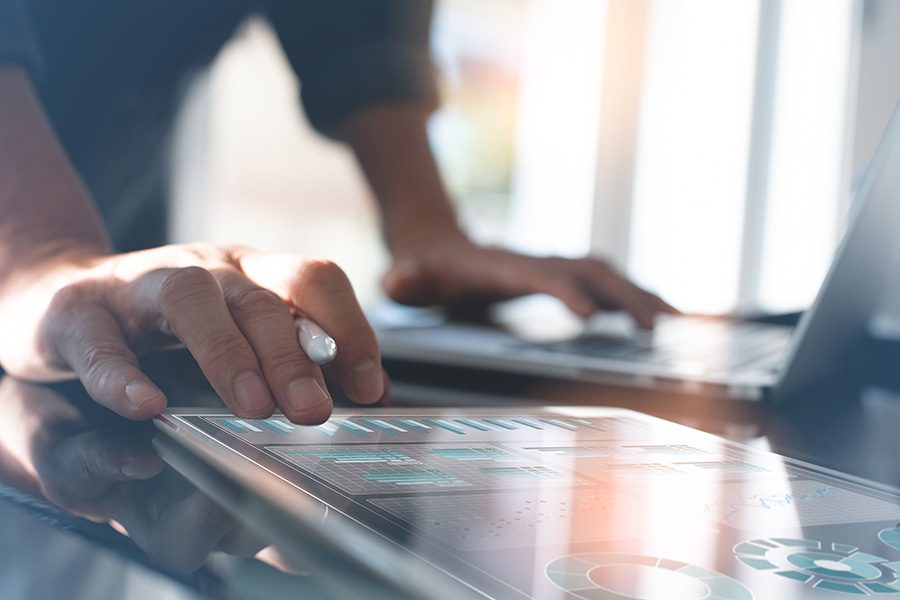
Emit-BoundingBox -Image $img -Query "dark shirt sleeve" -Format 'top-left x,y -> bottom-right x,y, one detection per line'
0,0 -> 43,79
264,0 -> 438,137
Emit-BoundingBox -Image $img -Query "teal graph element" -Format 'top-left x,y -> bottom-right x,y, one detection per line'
546,552 -> 752,600
735,537 -> 900,595
674,460 -> 769,473
428,447 -> 516,461
880,527 -> 900,552
526,445 -> 616,457
216,418 -> 263,434
624,444 -> 708,455
270,443 -> 580,495
211,415 -> 616,441
280,448 -> 418,465
716,486 -> 833,527
480,466 -> 563,479
258,419 -> 294,434
363,469 -> 468,487
523,444 -> 708,458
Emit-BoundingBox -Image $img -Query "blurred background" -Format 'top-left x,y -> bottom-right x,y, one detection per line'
168,0 -> 900,316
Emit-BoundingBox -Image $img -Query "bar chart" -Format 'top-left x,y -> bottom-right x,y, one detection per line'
268,443 -> 589,495
516,444 -> 710,459
362,469 -> 469,488
428,447 -> 518,462
208,415 -> 622,444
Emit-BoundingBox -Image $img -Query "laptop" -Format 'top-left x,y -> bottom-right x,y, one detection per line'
156,405 -> 900,599
374,104 -> 900,403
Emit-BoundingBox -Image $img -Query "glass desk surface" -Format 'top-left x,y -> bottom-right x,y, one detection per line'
2,342 -> 900,600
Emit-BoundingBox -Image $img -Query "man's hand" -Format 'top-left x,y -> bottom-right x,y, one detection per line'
340,104 -> 674,327
383,239 -> 677,329
0,244 -> 384,423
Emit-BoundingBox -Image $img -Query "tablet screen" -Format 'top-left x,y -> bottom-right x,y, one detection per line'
165,408 -> 900,599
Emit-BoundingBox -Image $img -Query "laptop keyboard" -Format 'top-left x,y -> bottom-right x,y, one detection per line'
520,317 -> 792,376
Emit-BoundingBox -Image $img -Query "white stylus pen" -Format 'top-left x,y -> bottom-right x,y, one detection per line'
295,317 -> 338,365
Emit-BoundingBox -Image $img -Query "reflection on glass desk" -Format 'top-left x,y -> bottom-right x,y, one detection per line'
2,341 -> 900,599
0,376 -> 366,600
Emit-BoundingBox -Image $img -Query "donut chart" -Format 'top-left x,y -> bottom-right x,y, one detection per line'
545,552 -> 753,600
880,527 -> 900,552
735,537 -> 900,595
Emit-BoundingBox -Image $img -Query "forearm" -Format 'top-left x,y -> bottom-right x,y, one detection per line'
338,103 -> 467,255
0,67 -> 110,287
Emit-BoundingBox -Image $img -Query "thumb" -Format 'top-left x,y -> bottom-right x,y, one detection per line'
38,430 -> 164,510
51,303 -> 167,420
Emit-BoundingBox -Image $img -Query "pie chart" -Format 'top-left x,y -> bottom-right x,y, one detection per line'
735,537 -> 900,595
879,527 -> 900,552
545,552 -> 753,600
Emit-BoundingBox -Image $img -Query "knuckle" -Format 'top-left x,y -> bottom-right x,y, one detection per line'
264,347 -> 314,378
186,241 -> 219,259
545,271 -> 577,291
589,258 -> 615,275
158,267 -> 219,307
82,342 -> 130,384
226,286 -> 284,315
223,244 -> 253,261
296,260 -> 350,293
194,330 -> 250,369
48,283 -> 95,313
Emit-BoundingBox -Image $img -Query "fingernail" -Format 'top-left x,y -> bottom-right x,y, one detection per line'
125,381 -> 165,413
285,378 -> 332,417
353,360 -> 384,403
232,371 -> 272,415
120,459 -> 148,479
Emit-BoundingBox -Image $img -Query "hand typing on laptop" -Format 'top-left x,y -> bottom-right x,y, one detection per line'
344,105 -> 677,332
383,236 -> 677,330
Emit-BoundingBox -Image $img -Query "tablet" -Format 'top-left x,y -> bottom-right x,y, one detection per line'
156,407 -> 900,599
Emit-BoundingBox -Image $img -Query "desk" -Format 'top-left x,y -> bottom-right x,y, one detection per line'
0,342 -> 898,599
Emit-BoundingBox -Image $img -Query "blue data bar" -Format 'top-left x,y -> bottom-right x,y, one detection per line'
232,419 -> 262,432
339,419 -> 374,433
218,419 -> 246,434
543,419 -> 577,431
315,421 -> 339,437
456,419 -> 494,432
484,419 -> 518,430
258,419 -> 292,434
371,419 -> 407,433
396,419 -> 431,432
363,420 -> 400,435
425,419 -> 467,435
334,420 -> 371,437
511,418 -> 544,430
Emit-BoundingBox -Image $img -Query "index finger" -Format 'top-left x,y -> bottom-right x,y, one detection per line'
127,266 -> 277,418
572,259 -> 669,329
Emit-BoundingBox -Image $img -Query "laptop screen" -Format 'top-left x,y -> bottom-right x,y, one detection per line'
165,408 -> 900,599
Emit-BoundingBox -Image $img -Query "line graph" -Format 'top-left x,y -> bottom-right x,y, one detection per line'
705,480 -> 900,528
